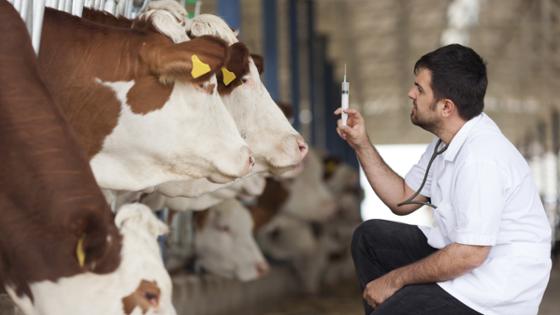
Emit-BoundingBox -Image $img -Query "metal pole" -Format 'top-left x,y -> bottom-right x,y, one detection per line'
104,0 -> 115,14
72,0 -> 84,16
289,0 -> 300,130
32,0 -> 46,53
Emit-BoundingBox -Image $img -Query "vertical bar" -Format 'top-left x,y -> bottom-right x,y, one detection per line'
20,0 -> 29,21
262,0 -> 279,101
289,0 -> 300,130
313,35 -> 326,150
218,0 -> 241,31
32,0 -> 46,54
306,0 -> 316,145
84,0 -> 93,8
104,0 -> 115,14
14,0 -> 22,12
72,0 -> 84,16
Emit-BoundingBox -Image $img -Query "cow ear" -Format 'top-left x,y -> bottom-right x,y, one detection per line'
141,35 -> 229,83
115,203 -> 170,237
250,54 -> 264,75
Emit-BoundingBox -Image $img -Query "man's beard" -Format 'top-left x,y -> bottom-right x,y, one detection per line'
410,101 -> 439,133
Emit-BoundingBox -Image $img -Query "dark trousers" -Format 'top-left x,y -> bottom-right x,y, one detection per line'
351,219 -> 482,315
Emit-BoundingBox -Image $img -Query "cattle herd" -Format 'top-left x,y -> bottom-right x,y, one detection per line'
0,0 -> 363,314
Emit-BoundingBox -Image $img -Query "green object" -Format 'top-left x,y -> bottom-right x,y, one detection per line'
188,11 -> 195,18
186,0 -> 197,4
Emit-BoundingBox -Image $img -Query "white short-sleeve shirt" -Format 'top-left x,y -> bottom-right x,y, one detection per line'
405,113 -> 552,315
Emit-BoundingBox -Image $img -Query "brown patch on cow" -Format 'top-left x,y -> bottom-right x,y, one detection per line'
276,102 -> 293,120
249,178 -> 290,232
82,8 -> 134,29
38,9 -> 228,158
193,210 -> 210,230
217,42 -> 250,95
122,280 -> 161,314
197,82 -> 216,95
127,76 -> 173,114
251,54 -> 264,75
0,1 -> 122,300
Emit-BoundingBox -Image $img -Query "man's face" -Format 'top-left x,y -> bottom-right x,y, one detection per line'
407,68 -> 441,132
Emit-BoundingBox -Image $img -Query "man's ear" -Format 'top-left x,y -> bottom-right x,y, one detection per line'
441,99 -> 456,117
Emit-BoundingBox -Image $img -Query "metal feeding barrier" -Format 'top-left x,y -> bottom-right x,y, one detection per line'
7,0 -> 150,53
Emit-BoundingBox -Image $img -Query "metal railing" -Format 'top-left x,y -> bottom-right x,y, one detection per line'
7,0 -> 150,54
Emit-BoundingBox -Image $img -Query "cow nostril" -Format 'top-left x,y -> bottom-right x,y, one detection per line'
298,139 -> 309,158
256,262 -> 270,276
249,156 -> 255,167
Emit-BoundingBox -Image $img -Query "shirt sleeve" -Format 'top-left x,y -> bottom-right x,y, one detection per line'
452,159 -> 507,246
404,138 -> 439,198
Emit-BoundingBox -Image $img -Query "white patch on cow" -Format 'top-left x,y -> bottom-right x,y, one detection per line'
6,204 -> 176,315
90,77 -> 251,192
280,149 -> 337,222
195,199 -> 269,281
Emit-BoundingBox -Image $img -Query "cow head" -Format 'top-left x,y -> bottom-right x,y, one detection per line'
138,6 -> 308,177
88,35 -> 254,190
6,204 -> 176,315
189,14 -> 308,177
193,199 -> 269,281
280,149 -> 337,222
39,10 -> 254,192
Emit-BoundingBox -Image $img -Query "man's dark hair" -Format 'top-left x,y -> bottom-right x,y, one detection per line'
414,44 -> 487,121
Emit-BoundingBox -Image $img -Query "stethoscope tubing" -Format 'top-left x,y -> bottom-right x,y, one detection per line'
397,139 -> 448,209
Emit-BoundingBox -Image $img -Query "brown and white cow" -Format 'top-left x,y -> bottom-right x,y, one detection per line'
38,8 -> 253,192
0,2 -> 174,314
134,6 -> 308,200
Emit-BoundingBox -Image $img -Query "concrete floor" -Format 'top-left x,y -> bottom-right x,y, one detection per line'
257,264 -> 560,315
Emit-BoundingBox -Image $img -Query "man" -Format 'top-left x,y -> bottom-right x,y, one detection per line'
335,44 -> 552,315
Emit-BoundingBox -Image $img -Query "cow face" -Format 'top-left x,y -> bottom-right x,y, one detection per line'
140,8 -> 308,176
280,149 -> 337,222
88,36 -> 254,191
6,204 -> 175,315
215,45 -> 308,177
194,199 -> 269,281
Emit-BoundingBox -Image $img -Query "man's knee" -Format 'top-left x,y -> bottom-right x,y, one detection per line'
351,219 -> 393,255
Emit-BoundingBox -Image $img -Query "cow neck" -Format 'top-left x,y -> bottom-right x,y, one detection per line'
38,8 -> 173,158
0,1 -> 122,300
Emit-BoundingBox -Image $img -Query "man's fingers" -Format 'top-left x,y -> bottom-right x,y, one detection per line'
334,107 -> 342,115
336,127 -> 347,140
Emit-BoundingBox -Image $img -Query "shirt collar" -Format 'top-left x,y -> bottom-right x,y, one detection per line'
442,113 -> 485,162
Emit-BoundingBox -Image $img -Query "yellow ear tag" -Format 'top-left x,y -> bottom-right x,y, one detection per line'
76,236 -> 86,268
191,54 -> 211,79
221,67 -> 236,86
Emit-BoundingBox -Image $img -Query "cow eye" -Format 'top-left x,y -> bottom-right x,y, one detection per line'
144,292 -> 158,302
217,225 -> 231,233
241,77 -> 248,84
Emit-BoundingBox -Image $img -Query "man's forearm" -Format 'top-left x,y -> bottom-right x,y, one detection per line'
389,243 -> 488,287
355,140 -> 419,215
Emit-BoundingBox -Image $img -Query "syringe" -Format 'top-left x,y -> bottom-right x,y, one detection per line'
341,64 -> 349,126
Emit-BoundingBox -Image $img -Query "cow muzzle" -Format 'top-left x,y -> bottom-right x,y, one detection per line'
209,146 -> 254,183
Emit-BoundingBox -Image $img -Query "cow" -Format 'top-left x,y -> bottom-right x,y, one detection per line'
0,2 -> 174,314
191,199 -> 270,281
38,8 -> 253,193
134,5 -> 308,200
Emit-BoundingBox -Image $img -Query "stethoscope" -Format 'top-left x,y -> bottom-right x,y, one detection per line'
397,139 -> 448,209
